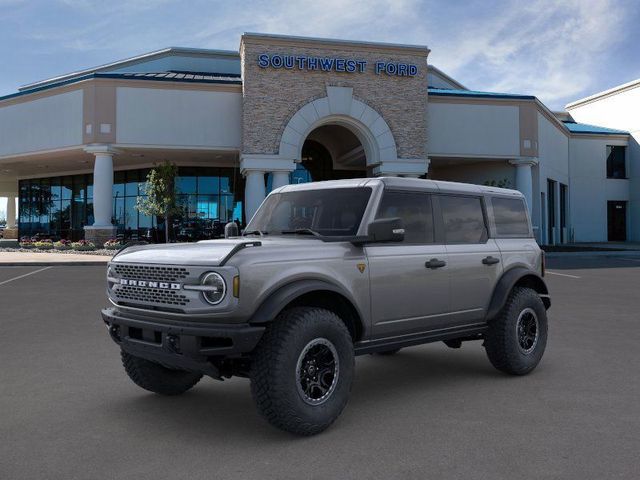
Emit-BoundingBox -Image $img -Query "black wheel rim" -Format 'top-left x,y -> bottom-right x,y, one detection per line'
516,307 -> 539,355
296,338 -> 339,405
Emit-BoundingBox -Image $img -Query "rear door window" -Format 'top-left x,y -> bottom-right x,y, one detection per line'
491,197 -> 530,237
376,191 -> 435,244
440,195 -> 487,244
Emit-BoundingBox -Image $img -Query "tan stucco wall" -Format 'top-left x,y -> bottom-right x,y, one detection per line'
240,35 -> 429,159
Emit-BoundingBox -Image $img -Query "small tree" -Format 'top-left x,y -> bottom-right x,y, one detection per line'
136,161 -> 181,243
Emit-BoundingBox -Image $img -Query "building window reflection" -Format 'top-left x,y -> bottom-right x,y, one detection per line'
18,166 -> 245,242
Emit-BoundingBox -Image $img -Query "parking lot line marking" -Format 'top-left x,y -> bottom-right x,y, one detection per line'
546,270 -> 581,279
620,257 -> 640,263
0,266 -> 52,287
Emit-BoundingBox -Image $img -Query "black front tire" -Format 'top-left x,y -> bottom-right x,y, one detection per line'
484,287 -> 548,375
121,351 -> 202,395
250,307 -> 354,436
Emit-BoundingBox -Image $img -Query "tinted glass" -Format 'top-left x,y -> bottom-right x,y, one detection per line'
197,176 -> 219,194
606,146 -> 626,179
112,171 -> 125,198
376,191 -> 434,243
176,175 -> 197,194
17,167 -> 244,241
247,188 -> 371,237
492,197 -> 530,236
440,195 -> 487,244
125,170 -> 139,196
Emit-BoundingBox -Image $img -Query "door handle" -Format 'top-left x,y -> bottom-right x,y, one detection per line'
425,258 -> 446,269
482,256 -> 500,265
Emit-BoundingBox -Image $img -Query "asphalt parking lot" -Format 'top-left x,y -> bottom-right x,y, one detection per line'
1,257 -> 639,479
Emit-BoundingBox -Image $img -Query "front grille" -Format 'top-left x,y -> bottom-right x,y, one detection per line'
113,264 -> 189,282
115,285 -> 190,306
111,263 -> 192,308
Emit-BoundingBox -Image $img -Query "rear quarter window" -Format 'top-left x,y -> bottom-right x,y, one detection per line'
491,197 -> 531,237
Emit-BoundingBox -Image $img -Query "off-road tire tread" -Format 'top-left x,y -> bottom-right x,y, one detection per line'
484,287 -> 547,375
121,351 -> 202,395
250,307 -> 354,436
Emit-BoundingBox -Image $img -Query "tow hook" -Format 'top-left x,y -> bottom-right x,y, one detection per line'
166,334 -> 181,353
107,324 -> 121,342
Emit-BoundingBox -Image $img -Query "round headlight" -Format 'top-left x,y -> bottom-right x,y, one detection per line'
201,272 -> 226,305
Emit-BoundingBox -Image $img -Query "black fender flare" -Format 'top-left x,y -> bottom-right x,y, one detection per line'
485,267 -> 550,322
248,279 -> 364,326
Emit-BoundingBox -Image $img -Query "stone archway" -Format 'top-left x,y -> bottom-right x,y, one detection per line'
240,86 -> 429,220
278,86 -> 398,170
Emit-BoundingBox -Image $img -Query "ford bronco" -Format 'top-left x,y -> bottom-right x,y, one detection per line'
102,177 -> 550,435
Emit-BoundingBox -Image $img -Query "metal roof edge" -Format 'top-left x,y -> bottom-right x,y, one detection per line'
427,65 -> 467,90
1,72 -> 242,103
565,78 -> 640,110
18,47 -> 240,92
428,88 -> 535,100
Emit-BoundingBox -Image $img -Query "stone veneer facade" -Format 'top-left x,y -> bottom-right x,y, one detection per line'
240,34 -> 430,161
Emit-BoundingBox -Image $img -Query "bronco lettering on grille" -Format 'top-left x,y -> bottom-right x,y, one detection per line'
119,279 -> 181,290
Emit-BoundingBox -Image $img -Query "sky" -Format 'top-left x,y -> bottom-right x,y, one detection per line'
1,0 -> 639,218
0,0 -> 639,109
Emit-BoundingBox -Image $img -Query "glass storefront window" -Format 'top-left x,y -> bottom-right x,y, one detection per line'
113,171 -> 125,198
18,166 -> 245,241
176,175 -> 197,194
125,171 -> 139,196
197,176 -> 219,194
125,196 -> 138,231
61,178 -> 73,200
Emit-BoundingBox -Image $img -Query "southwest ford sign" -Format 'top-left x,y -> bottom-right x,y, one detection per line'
258,53 -> 418,77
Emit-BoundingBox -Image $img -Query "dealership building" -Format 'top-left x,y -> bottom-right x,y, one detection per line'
0,33 -> 637,245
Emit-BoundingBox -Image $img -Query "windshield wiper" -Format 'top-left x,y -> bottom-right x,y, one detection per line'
280,228 -> 322,238
243,230 -> 268,236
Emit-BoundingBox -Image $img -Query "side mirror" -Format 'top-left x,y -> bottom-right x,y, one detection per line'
366,217 -> 405,243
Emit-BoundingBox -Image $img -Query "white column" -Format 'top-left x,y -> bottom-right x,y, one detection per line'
90,151 -> 115,227
271,171 -> 290,190
510,158 -> 538,216
241,154 -> 295,222
6,195 -> 16,229
244,170 -> 266,222
83,145 -> 119,244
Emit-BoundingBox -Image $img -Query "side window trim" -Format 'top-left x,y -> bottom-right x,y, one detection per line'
431,194 -> 446,245
436,193 -> 490,245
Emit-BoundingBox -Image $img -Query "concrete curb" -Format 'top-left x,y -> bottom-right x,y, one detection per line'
545,250 -> 640,258
0,261 -> 109,266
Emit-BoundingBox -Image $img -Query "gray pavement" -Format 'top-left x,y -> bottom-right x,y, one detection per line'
0,258 -> 639,479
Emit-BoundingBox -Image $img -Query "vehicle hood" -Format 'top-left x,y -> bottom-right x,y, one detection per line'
110,237 -> 327,266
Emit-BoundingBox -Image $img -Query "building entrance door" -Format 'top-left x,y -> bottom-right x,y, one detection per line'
607,201 -> 627,241
547,179 -> 556,244
296,124 -> 368,184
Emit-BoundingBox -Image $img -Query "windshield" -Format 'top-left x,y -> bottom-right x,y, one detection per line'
245,187 -> 372,237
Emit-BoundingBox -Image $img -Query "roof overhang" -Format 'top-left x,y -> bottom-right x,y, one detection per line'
19,47 -> 240,93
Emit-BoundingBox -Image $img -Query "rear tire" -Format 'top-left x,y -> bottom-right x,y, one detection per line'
484,287 -> 548,375
121,351 -> 202,395
250,307 -> 354,436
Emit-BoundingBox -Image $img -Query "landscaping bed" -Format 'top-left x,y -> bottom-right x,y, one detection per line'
0,247 -> 115,256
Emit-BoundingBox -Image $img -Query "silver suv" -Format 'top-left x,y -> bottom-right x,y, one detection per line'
102,177 -> 550,435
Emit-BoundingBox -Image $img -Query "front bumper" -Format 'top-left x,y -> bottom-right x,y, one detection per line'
102,307 -> 265,377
